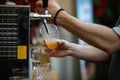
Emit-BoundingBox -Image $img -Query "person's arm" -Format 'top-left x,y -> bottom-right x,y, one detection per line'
57,11 -> 120,54
36,0 -> 120,54
46,40 -> 110,62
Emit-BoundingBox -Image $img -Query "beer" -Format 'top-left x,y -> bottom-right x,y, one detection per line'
44,35 -> 58,49
45,40 -> 58,49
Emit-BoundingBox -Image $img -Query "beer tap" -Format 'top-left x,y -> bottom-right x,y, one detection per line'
42,0 -> 50,34
30,0 -> 58,50
30,0 -> 51,34
42,0 -> 48,14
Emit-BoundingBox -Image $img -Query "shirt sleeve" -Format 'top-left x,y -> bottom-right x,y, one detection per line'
113,25 -> 120,37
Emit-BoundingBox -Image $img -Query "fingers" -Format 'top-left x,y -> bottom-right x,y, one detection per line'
44,48 -> 56,57
35,0 -> 42,7
43,39 -> 70,57
57,39 -> 70,49
35,0 -> 44,13
36,0 -> 54,7
35,0 -> 54,14
45,48 -> 51,53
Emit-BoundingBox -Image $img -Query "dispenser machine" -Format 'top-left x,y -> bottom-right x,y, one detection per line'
0,5 -> 30,80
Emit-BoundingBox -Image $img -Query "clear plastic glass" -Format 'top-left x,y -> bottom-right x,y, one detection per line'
40,24 -> 58,49
38,63 -> 51,80
31,47 -> 50,80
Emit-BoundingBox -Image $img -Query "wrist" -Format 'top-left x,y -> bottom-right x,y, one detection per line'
64,41 -> 74,56
53,8 -> 64,25
55,10 -> 70,27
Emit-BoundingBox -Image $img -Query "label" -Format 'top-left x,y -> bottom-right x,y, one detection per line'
17,45 -> 27,59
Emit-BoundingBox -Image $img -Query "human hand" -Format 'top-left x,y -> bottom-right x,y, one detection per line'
35,0 -> 61,23
44,39 -> 71,57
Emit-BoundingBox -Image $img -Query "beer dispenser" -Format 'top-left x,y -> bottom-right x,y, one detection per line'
0,5 -> 31,80
0,0 -> 51,79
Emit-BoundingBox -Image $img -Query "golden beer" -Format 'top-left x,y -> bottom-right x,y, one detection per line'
45,40 -> 58,49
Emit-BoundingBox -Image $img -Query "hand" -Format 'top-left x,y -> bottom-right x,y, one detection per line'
45,39 -> 71,57
35,0 -> 61,23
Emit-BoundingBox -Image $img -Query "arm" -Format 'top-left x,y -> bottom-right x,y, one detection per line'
57,11 -> 120,54
36,0 -> 120,54
45,40 -> 110,62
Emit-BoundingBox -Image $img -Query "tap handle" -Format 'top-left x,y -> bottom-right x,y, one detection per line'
42,0 -> 48,8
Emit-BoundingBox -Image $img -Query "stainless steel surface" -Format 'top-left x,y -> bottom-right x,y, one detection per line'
30,12 -> 51,20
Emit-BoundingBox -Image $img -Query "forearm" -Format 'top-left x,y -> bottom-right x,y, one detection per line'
36,0 -> 120,53
57,11 -> 120,53
67,43 -> 110,62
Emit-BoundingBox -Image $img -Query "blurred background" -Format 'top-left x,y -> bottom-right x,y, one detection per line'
0,0 -> 119,80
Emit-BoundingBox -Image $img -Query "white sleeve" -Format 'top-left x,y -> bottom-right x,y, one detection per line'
113,17 -> 120,37
113,25 -> 120,37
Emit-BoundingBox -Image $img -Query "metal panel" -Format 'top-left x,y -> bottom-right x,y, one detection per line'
0,5 -> 30,80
